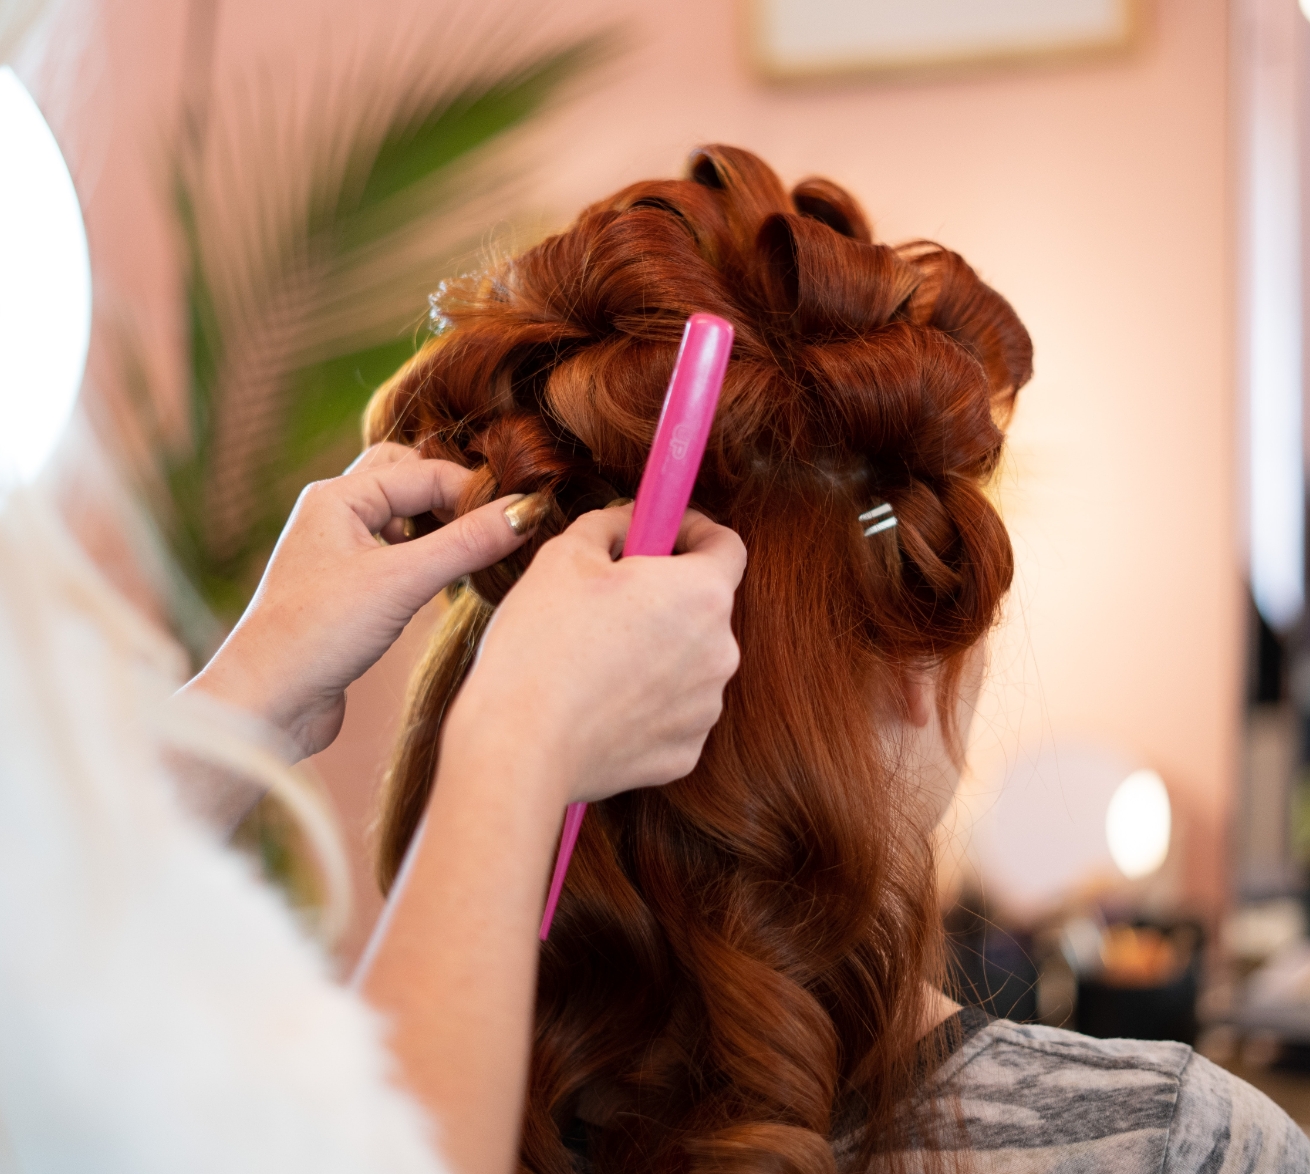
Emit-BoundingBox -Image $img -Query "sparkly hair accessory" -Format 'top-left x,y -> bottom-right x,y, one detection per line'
859,502 -> 897,537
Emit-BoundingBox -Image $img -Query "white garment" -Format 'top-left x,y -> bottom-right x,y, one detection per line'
0,489 -> 449,1174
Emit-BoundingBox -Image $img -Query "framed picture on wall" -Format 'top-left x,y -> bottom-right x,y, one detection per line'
748,0 -> 1144,81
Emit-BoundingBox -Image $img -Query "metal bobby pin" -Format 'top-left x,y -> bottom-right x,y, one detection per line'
859,502 -> 898,537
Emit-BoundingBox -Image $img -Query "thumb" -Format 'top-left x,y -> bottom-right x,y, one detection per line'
383,494 -> 532,605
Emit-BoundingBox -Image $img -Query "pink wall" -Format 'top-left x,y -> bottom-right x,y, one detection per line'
31,0 -> 1239,956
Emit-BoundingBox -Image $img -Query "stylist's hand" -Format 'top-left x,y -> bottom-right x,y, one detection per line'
182,443 -> 533,759
445,504 -> 747,803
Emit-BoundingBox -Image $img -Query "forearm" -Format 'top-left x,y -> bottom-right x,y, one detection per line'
354,708 -> 572,1174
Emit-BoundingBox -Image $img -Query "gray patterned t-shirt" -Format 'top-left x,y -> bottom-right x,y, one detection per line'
843,1015 -> 1310,1173
565,1011 -> 1310,1172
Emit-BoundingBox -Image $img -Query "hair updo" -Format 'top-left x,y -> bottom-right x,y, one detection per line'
365,145 -> 1032,1174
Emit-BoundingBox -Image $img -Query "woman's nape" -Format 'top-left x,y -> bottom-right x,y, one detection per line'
365,144 -> 1032,1174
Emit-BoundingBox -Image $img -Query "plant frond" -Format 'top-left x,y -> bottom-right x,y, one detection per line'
136,16 -> 613,622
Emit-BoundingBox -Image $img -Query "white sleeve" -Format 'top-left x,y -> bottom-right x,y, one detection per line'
0,492 -> 450,1174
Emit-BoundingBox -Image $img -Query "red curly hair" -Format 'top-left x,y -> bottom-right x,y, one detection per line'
365,145 -> 1032,1174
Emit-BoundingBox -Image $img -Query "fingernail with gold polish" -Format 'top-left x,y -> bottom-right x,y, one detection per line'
503,491 -> 550,537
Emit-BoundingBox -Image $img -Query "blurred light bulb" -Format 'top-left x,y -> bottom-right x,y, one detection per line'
1105,769 -> 1171,879
0,65 -> 91,484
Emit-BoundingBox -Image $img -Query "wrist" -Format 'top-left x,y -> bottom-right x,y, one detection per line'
184,630 -> 288,738
441,683 -> 581,814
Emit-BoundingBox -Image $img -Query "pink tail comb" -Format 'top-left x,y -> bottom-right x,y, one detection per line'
538,312 -> 734,940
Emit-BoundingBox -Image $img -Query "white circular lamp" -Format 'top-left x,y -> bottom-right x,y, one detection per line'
0,64 -> 91,485
1105,768 -> 1172,880
969,744 -> 1173,914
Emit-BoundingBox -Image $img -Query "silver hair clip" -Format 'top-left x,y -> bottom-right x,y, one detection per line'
859,502 -> 897,537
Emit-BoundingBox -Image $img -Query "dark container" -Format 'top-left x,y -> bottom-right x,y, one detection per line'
1074,922 -> 1202,1046
1075,967 -> 1198,1045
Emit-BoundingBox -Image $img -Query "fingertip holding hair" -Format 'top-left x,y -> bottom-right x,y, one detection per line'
503,491 -> 551,537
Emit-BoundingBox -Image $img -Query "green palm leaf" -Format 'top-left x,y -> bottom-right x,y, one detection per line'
129,27 -> 605,658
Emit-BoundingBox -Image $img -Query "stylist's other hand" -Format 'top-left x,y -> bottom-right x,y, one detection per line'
445,504 -> 746,803
181,443 -> 531,758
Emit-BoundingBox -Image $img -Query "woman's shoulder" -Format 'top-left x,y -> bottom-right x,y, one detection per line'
934,1019 -> 1310,1173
